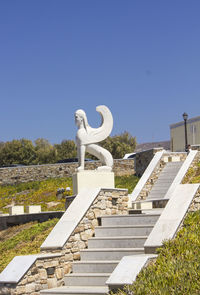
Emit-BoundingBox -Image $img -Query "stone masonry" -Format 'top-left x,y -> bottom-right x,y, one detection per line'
0,159 -> 134,186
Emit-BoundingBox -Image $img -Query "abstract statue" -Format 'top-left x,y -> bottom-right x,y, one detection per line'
75,105 -> 113,172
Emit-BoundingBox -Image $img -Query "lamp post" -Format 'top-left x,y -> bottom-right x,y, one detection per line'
182,112 -> 188,152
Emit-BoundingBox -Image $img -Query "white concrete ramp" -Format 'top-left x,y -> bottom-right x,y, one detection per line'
106,254 -> 157,288
129,150 -> 164,203
41,188 -> 100,250
145,183 -> 199,252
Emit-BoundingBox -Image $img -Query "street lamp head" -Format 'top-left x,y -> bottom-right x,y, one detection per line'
182,112 -> 188,121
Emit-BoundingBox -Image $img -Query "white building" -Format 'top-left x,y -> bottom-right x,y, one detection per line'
170,115 -> 200,152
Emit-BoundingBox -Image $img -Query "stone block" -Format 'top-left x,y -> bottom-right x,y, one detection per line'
73,252 -> 80,260
55,268 -> 63,280
9,206 -> 24,215
72,171 -> 114,194
25,283 -> 35,293
26,205 -> 41,213
47,278 -> 57,289
16,286 -> 26,294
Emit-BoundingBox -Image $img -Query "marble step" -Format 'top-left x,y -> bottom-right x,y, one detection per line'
95,225 -> 153,237
64,273 -> 110,286
88,236 -> 147,248
80,247 -> 144,260
101,214 -> 160,226
40,286 -> 109,295
72,260 -> 119,273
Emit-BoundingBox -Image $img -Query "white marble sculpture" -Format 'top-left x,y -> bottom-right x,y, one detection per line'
75,105 -> 113,171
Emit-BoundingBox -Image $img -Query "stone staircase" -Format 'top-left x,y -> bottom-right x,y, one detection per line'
147,161 -> 183,200
132,161 -> 183,210
41,213 -> 160,295
41,159 -> 185,295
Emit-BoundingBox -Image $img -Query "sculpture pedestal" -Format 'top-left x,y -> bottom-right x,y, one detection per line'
73,171 -> 115,195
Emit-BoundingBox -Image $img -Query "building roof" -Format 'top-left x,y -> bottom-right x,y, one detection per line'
170,115 -> 200,129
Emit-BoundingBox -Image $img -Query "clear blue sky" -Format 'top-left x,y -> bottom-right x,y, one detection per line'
1,0 -> 200,144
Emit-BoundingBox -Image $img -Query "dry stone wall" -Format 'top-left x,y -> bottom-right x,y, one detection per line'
0,188 -> 128,295
135,148 -> 163,177
0,159 -> 134,185
188,187 -> 200,212
183,151 -> 200,212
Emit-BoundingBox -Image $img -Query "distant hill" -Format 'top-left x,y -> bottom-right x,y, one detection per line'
135,140 -> 170,153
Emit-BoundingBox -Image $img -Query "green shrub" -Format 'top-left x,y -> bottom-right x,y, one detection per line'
0,175 -> 138,213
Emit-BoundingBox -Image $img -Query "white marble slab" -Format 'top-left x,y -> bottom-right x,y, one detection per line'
106,254 -> 157,286
0,254 -> 61,283
9,206 -> 24,215
41,188 -> 100,250
26,205 -> 41,213
129,150 -> 164,203
73,171 -> 114,194
145,184 -> 199,250
164,150 -> 198,199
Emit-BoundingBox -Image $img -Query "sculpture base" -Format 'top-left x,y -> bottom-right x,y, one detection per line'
73,170 -> 115,195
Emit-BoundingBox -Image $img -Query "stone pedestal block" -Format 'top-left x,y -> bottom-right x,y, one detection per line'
73,171 -> 115,194
26,205 -> 41,213
9,206 -> 24,215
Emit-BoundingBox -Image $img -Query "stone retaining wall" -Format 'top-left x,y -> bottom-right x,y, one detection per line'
0,211 -> 64,231
0,188 -> 129,295
188,187 -> 200,212
0,159 -> 134,186
135,148 -> 164,177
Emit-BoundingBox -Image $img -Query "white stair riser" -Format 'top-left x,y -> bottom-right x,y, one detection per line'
64,275 -> 109,286
88,238 -> 147,248
72,262 -> 118,273
80,249 -> 144,260
95,226 -> 153,237
101,215 -> 159,226
41,292 -> 104,295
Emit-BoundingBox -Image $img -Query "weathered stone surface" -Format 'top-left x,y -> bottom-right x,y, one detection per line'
0,159 -> 134,185
55,268 -> 63,280
25,283 -> 35,293
64,264 -> 72,274
38,269 -> 47,280
73,253 -> 80,260
16,286 -> 26,294
47,278 -> 57,289
64,253 -> 73,261
44,261 -> 58,268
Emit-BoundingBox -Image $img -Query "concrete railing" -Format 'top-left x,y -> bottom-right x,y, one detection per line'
129,150 -> 165,203
145,183 -> 200,253
164,150 -> 198,199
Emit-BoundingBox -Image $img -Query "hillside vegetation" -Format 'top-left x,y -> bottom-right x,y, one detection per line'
0,177 -> 73,213
0,175 -> 139,214
0,219 -> 58,273
182,161 -> 200,184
